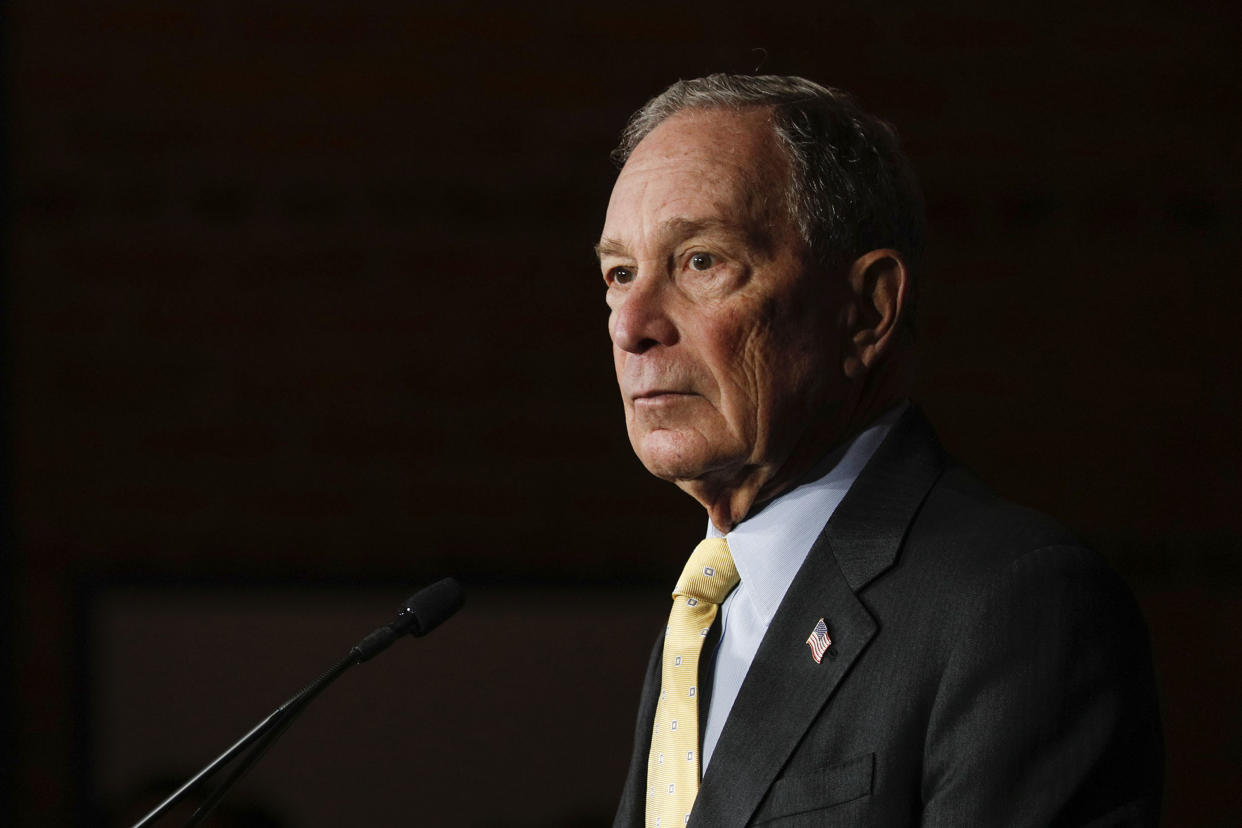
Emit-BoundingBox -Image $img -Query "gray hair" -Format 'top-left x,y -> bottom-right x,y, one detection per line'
613,74 -> 926,281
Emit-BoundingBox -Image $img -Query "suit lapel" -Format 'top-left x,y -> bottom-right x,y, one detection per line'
690,407 -> 947,826
614,629 -> 665,828
691,543 -> 877,826
824,407 -> 946,591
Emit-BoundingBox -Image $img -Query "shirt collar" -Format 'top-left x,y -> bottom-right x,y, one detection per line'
706,402 -> 906,624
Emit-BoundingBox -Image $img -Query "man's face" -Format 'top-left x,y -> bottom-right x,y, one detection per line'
598,107 -> 850,503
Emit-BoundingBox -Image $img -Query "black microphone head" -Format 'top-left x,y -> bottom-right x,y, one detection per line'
396,578 -> 464,637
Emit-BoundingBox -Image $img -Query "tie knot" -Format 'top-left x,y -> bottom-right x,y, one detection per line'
674,537 -> 739,605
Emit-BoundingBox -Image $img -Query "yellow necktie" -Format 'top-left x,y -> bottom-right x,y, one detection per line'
646,538 -> 739,828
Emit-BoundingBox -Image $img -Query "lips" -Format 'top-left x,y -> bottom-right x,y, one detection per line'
631,390 -> 697,403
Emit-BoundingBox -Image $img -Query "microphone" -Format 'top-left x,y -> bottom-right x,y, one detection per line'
352,577 -> 465,661
132,578 -> 465,827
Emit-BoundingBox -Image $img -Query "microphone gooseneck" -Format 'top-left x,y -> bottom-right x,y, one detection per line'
131,577 -> 465,828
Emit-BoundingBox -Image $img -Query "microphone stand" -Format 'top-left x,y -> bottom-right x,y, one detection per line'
131,578 -> 463,827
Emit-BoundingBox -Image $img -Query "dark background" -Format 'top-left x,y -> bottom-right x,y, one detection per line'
4,1 -> 1240,825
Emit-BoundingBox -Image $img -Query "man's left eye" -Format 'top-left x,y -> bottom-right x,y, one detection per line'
689,253 -> 715,271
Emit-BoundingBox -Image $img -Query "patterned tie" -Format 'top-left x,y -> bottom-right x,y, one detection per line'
646,537 -> 739,828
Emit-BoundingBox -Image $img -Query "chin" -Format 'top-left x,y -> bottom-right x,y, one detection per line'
631,427 -> 734,484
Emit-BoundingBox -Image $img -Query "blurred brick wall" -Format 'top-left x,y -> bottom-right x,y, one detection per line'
6,2 -> 1241,824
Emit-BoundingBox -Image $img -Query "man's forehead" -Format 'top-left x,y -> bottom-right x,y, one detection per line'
637,106 -> 777,161
610,112 -> 778,196
595,217 -> 758,261
594,107 -> 793,262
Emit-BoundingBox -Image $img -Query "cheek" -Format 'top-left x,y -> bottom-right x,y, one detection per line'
727,301 -> 829,428
694,321 -> 774,444
717,302 -> 780,391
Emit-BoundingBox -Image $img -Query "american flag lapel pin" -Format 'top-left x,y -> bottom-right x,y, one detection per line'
806,617 -> 832,663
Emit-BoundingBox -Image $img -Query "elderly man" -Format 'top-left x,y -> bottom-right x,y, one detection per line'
598,75 -> 1163,827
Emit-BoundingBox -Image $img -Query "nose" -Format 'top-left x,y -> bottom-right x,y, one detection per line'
609,272 -> 678,354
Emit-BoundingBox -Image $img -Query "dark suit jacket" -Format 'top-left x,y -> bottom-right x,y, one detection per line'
614,408 -> 1163,827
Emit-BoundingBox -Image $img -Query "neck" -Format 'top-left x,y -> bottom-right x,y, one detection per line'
696,477 -> 769,534
687,382 -> 906,533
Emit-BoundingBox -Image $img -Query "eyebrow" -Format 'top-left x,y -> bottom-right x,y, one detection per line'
594,237 -> 628,261
594,217 -> 759,262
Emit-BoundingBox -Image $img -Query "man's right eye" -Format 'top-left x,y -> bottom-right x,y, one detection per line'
607,266 -> 635,285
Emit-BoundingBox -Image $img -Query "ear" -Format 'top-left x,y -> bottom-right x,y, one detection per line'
842,249 -> 909,380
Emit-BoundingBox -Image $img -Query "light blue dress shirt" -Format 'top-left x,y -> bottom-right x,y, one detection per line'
700,405 -> 903,769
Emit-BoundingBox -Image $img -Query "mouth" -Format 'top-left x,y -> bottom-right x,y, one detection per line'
632,390 -> 696,403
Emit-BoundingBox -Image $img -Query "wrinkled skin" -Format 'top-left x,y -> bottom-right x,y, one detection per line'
598,107 -> 867,532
